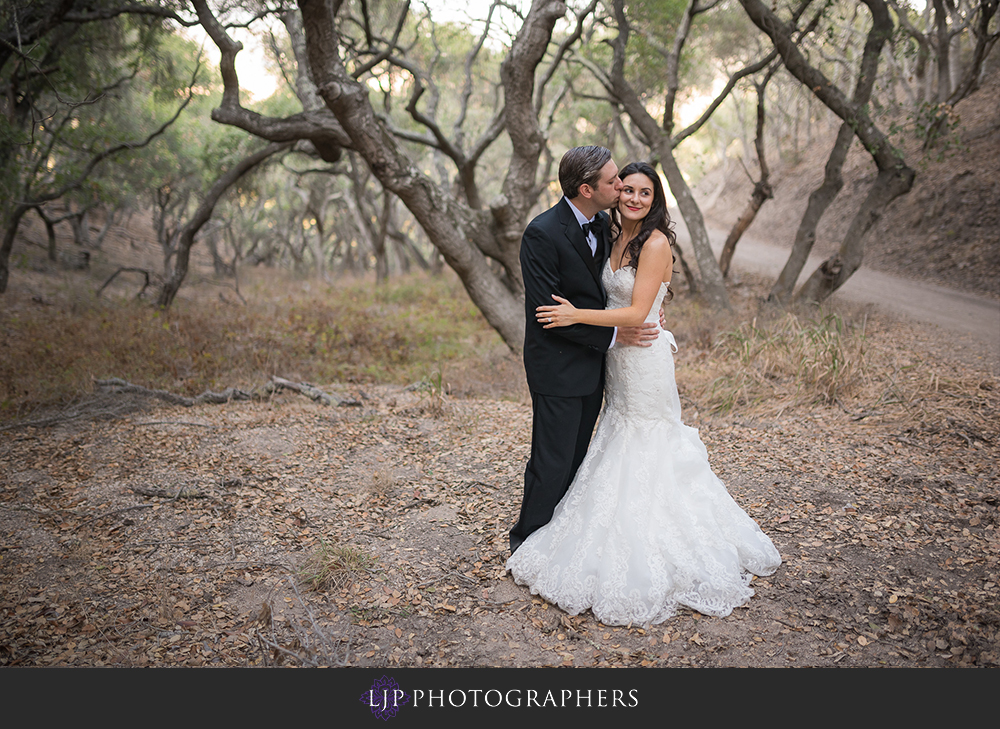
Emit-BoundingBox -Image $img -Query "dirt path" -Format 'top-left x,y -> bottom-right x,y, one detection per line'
676,220 -> 1000,372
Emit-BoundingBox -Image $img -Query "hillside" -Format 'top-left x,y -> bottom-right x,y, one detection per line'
699,64 -> 1000,301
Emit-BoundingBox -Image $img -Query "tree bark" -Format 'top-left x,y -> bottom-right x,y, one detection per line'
67,205 -> 92,247
389,229 -> 431,272
374,193 -> 391,284
0,203 -> 32,293
91,205 -> 120,249
657,145 -> 730,308
191,0 -> 350,163
795,166 -> 915,302
38,209 -> 59,262
933,0 -> 952,102
719,184 -> 769,279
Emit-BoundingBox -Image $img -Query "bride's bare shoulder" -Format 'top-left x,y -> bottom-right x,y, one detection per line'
642,231 -> 674,280
644,231 -> 673,261
645,230 -> 671,249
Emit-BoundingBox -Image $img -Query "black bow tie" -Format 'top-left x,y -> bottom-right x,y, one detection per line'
582,219 -> 603,261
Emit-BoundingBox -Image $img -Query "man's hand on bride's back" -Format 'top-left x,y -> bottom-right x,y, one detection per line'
616,322 -> 659,347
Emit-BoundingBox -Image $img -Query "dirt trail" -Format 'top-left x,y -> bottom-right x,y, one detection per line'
673,219 -> 1000,372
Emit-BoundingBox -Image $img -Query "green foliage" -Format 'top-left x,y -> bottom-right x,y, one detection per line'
914,102 -> 967,161
0,14 -> 212,215
887,101 -> 968,165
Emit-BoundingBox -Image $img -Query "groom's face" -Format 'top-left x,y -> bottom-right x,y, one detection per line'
587,160 -> 624,211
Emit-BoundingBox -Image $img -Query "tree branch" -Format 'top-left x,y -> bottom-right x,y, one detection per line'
351,0 -> 411,78
534,0 -> 598,116
192,0 -> 350,162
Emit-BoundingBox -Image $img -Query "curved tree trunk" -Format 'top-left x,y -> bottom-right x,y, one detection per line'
39,209 -> 59,262
718,181 -> 771,279
656,144 -> 731,309
720,70 -> 775,279
0,203 -> 32,294
671,241 -> 697,294
373,193 -> 391,284
795,166 -> 915,302
189,0 -> 587,351
68,205 -> 91,248
157,142 -> 291,309
768,122 -> 853,301
933,0 -> 952,102
295,0 -> 567,350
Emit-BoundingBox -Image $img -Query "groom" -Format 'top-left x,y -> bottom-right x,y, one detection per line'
510,146 -> 659,555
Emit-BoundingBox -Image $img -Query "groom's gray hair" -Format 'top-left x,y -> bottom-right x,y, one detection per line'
559,145 -> 612,199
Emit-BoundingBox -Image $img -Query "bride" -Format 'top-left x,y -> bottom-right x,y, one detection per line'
505,162 -> 781,625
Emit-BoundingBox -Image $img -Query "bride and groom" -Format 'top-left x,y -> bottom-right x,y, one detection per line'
506,146 -> 781,626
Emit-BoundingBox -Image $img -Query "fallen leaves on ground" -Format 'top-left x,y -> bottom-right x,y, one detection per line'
1,346 -> 997,668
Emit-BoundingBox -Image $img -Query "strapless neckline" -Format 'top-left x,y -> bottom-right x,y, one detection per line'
605,258 -> 669,289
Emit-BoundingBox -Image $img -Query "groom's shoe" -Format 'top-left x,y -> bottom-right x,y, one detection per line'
509,537 -> 523,556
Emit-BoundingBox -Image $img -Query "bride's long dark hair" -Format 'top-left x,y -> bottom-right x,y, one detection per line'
610,162 -> 676,300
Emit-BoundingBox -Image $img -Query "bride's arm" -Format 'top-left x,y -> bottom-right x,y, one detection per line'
537,234 -> 672,329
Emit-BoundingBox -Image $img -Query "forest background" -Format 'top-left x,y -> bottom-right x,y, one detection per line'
1,0 -> 998,668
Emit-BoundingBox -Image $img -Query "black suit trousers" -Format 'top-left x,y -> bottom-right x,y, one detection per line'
509,384 -> 604,553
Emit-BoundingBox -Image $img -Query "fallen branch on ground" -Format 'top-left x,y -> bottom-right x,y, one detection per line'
95,378 -> 256,406
131,486 -> 208,499
266,377 -> 335,405
97,268 -> 156,299
95,376 -> 358,407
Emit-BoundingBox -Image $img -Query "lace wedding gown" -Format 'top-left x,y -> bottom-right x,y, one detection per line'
506,261 -> 781,625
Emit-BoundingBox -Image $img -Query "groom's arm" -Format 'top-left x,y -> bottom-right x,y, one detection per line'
521,226 -> 613,351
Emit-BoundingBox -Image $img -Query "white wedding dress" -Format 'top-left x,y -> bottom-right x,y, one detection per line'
506,261 -> 781,625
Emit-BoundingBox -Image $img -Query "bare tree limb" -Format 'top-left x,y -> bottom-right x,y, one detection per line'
534,0 -> 598,116
351,0 -> 411,78
157,140 -> 294,308
96,267 -> 154,299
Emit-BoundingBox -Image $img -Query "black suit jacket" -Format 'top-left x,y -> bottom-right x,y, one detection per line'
520,197 -> 614,397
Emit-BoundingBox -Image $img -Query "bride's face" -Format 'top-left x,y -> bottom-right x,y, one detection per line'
618,173 -> 656,224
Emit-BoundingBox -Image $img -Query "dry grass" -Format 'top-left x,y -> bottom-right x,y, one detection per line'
706,309 -> 870,413
3,264 -> 994,444
0,268 -> 516,420
660,284 -> 998,446
297,539 -> 378,592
